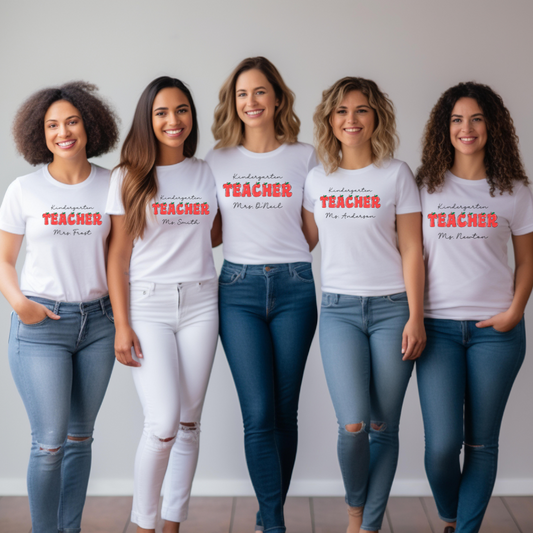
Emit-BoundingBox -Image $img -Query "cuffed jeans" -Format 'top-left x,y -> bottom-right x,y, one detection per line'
129,278 -> 218,529
219,261 -> 317,533
320,292 -> 413,531
8,296 -> 115,533
417,317 -> 526,533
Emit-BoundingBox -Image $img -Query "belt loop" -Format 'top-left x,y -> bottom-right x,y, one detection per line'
289,263 -> 294,277
100,298 -> 106,315
334,294 -> 340,305
241,265 -> 247,280
54,301 -> 60,315
79,302 -> 84,315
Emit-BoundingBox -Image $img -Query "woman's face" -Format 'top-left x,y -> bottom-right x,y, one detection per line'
330,90 -> 375,151
44,100 -> 88,161
152,87 -> 192,152
235,68 -> 279,130
449,97 -> 487,157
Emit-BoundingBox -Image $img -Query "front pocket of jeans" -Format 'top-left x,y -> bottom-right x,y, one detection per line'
218,269 -> 242,286
17,314 -> 50,327
386,292 -> 408,303
293,267 -> 314,283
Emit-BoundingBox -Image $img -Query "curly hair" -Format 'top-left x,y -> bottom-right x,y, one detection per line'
13,81 -> 119,165
212,57 -> 300,148
416,82 -> 528,195
313,77 -> 398,174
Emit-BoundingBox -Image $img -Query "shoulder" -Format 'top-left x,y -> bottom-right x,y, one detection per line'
90,163 -> 111,181
286,141 -> 315,158
205,146 -> 239,165
15,166 -> 46,187
307,163 -> 327,181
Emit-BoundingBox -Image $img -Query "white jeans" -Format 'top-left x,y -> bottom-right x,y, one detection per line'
129,278 -> 218,529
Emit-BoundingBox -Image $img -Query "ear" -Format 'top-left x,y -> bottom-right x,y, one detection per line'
275,98 -> 280,107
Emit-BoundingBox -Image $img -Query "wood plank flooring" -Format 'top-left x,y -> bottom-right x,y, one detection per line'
0,496 -> 531,532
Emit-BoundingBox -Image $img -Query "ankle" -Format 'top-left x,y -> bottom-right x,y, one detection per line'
163,520 -> 180,533
347,505 -> 363,533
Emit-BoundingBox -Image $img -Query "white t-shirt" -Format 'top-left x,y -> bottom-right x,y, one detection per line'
303,159 -> 421,296
205,143 -> 315,264
106,157 -> 217,284
421,172 -> 533,320
0,164 -> 111,302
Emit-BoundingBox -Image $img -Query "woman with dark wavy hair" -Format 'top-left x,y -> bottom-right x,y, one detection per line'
206,57 -> 317,533
0,81 -> 119,533
106,76 -> 220,533
416,82 -> 533,533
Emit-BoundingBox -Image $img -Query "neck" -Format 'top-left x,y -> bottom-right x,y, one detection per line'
48,155 -> 92,185
242,124 -> 281,153
340,144 -> 373,170
450,150 -> 486,180
156,144 -> 186,166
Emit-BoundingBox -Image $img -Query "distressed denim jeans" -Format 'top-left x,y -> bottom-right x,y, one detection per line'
8,296 -> 115,533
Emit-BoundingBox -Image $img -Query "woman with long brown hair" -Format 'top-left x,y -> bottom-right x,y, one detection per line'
416,82 -> 533,533
106,76 -> 219,533
206,57 -> 317,533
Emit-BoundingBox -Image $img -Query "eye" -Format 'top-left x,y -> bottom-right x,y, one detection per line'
48,123 -> 57,129
155,111 -> 165,117
451,118 -> 461,123
356,109 -> 368,114
256,90 -> 265,96
178,108 -> 188,114
237,92 -> 246,98
336,109 -> 347,115
68,120 -> 78,126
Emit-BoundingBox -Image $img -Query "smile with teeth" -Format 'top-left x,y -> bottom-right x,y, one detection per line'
344,128 -> 362,133
460,137 -> 476,141
164,129 -> 184,136
57,140 -> 76,148
245,110 -> 264,117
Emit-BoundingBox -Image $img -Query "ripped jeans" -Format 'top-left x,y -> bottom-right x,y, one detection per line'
8,296 -> 115,533
320,292 -> 413,531
129,279 -> 218,529
417,318 -> 525,533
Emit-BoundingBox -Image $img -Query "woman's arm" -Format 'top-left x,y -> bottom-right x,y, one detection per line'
0,230 -> 59,324
476,232 -> 533,332
302,207 -> 319,252
107,215 -> 142,367
211,211 -> 222,248
397,212 -> 426,360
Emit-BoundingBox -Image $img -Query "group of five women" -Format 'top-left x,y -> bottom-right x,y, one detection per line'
1,57 -> 531,533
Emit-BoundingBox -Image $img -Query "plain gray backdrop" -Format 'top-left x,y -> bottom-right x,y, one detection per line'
1,0 -> 532,496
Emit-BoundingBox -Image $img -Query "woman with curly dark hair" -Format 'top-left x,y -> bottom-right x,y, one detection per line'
416,82 -> 533,533
0,81 -> 119,533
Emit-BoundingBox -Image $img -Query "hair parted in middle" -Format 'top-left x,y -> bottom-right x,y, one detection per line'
212,56 -> 300,148
313,77 -> 398,174
116,76 -> 198,240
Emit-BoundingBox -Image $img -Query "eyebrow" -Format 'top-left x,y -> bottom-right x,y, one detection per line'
153,104 -> 189,112
337,104 -> 371,109
45,115 -> 81,122
451,113 -> 484,118
236,86 -> 267,92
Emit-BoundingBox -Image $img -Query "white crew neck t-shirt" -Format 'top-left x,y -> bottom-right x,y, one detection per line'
205,143 -> 316,264
303,159 -> 421,296
106,157 -> 217,284
421,172 -> 533,320
0,164 -> 111,302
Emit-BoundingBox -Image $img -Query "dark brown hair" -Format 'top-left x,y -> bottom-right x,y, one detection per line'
212,57 -> 300,148
116,76 -> 198,240
13,81 -> 119,165
417,81 -> 528,195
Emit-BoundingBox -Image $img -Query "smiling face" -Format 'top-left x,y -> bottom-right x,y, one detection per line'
330,90 -> 375,153
235,68 -> 279,131
450,97 -> 487,157
152,87 -> 192,154
44,100 -> 88,161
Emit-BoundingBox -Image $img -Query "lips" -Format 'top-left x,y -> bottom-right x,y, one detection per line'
56,140 -> 76,149
459,137 -> 477,144
344,128 -> 362,134
245,109 -> 264,118
164,128 -> 184,137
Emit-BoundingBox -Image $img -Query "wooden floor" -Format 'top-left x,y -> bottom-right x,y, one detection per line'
1,496 -> 532,532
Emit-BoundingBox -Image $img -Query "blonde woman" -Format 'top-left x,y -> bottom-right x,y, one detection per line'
206,57 -> 317,533
107,77 -> 219,533
302,77 -> 425,533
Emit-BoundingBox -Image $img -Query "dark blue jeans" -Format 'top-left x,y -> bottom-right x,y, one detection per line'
219,261 -> 317,533
416,318 -> 525,533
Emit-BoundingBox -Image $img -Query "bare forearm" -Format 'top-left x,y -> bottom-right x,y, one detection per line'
107,253 -> 131,328
509,261 -> 533,317
0,262 -> 28,312
401,248 -> 425,321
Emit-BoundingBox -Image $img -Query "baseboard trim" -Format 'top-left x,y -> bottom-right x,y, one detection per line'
1,478 -> 532,497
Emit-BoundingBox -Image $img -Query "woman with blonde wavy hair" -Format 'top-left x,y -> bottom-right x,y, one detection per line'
302,77 -> 425,533
206,57 -> 317,533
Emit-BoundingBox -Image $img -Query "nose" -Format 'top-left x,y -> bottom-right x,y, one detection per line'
347,112 -> 359,124
246,93 -> 257,107
58,122 -> 71,138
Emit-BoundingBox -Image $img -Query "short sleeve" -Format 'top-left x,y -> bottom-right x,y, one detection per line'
303,169 -> 316,212
306,147 -> 318,173
0,180 -> 26,234
105,169 -> 126,215
395,162 -> 421,215
510,182 -> 533,235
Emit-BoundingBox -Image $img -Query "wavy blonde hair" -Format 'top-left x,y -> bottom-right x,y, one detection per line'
212,57 -> 300,148
314,77 -> 398,174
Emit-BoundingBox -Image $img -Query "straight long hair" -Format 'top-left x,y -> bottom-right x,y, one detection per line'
116,77 -> 198,239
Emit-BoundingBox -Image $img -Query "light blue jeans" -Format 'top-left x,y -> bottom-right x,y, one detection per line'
8,296 -> 115,533
417,318 -> 525,533
320,292 -> 413,531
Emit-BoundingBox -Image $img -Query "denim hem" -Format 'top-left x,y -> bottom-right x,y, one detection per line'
131,511 -> 157,529
262,528 -> 286,533
438,514 -> 457,522
345,496 -> 366,508
58,529 -> 81,533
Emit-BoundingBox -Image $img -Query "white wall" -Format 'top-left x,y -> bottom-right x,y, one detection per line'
1,0 -> 532,496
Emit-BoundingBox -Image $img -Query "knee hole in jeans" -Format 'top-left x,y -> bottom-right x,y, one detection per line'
370,421 -> 386,432
67,435 -> 92,442
465,442 -> 484,448
345,422 -> 365,433
178,422 -> 201,442
38,443 -> 63,454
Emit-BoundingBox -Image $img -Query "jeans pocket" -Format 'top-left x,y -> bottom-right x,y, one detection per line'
385,291 -> 408,303
292,265 -> 314,283
321,293 -> 335,308
104,306 -> 115,323
218,268 -> 242,286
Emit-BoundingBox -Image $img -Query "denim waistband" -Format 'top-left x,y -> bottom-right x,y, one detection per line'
222,260 -> 311,276
28,295 -> 111,315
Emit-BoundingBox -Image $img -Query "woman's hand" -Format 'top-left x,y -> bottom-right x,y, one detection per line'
476,309 -> 522,332
16,298 -> 60,325
114,325 -> 143,367
402,317 -> 426,360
